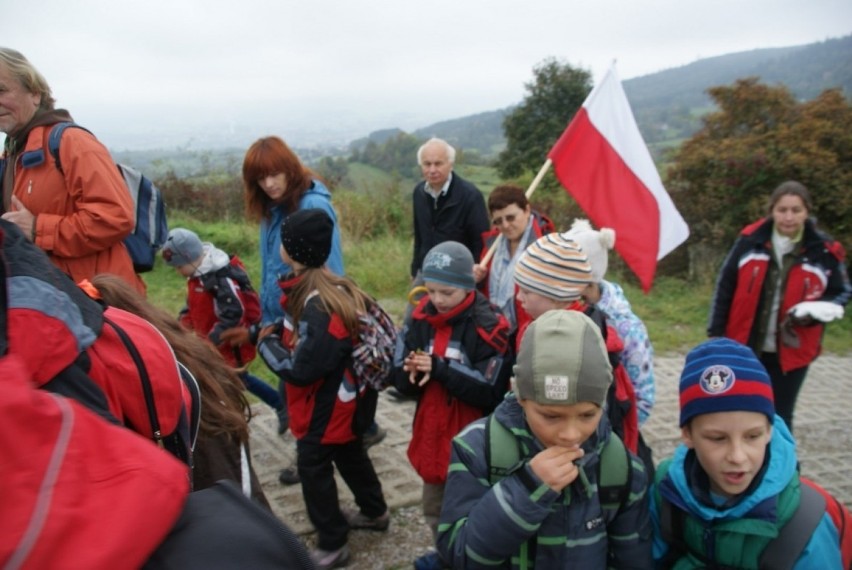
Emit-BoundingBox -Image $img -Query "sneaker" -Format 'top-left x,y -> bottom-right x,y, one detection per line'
362,425 -> 387,449
342,507 -> 390,531
276,408 -> 289,435
278,466 -> 300,485
413,550 -> 445,570
310,544 -> 350,570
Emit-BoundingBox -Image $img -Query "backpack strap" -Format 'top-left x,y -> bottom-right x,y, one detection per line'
102,315 -> 164,447
486,413 -> 520,485
759,482 -> 827,570
47,122 -> 93,175
659,497 -> 689,568
598,432 -> 631,516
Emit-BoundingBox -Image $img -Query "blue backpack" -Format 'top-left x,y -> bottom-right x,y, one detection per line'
47,122 -> 169,272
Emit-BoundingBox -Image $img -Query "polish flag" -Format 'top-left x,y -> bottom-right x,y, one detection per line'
547,64 -> 689,292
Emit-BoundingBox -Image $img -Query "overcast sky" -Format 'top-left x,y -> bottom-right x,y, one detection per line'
2,0 -> 850,150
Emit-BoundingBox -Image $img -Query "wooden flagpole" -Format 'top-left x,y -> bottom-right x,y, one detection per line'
479,158 -> 553,266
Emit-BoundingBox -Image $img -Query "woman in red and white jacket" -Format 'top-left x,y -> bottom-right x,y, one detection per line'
708,180 -> 851,431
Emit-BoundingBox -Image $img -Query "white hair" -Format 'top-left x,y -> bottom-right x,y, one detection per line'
417,137 -> 456,166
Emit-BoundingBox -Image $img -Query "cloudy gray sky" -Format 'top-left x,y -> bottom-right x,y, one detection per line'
2,0 -> 850,150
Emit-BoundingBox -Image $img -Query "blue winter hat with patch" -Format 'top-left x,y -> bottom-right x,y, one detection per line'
421,241 -> 475,290
679,338 -> 775,426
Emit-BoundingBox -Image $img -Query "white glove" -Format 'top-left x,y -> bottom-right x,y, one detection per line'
787,301 -> 845,323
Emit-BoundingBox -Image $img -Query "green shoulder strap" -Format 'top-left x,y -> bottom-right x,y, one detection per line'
486,414 -> 630,515
486,413 -> 519,485
598,432 -> 631,515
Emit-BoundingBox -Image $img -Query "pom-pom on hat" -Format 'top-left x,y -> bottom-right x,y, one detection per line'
679,338 -> 775,427
421,241 -> 475,290
162,228 -> 204,267
563,219 -> 616,282
513,233 -> 593,302
513,309 -> 612,406
280,208 -> 334,268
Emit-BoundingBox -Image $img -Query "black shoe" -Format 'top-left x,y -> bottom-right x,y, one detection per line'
387,387 -> 415,402
362,426 -> 387,450
278,466 -> 300,485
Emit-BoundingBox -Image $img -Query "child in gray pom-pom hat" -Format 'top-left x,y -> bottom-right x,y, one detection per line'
393,240 -> 512,569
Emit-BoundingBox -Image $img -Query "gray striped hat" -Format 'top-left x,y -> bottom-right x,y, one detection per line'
513,233 -> 593,302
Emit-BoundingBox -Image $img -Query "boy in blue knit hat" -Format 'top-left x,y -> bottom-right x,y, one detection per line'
650,337 -> 844,568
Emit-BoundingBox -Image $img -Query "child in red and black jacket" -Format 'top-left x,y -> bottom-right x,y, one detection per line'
162,228 -> 287,433
393,240 -> 511,569
256,208 -> 388,570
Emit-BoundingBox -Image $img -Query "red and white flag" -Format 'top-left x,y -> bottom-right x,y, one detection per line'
547,64 -> 689,291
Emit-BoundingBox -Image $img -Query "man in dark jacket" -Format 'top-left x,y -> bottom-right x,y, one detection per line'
410,138 -> 490,279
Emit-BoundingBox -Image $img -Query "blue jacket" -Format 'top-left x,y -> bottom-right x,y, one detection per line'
258,180 -> 344,323
438,393 -> 652,569
651,417 -> 842,569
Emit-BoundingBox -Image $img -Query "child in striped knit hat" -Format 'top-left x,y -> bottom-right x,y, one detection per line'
512,232 -> 595,345
512,231 -> 653,474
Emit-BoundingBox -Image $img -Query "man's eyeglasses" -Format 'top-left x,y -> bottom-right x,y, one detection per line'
492,214 -> 517,226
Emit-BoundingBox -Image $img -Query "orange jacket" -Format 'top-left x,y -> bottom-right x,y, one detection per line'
11,124 -> 144,293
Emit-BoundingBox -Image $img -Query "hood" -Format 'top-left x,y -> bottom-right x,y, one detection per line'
193,243 -> 230,276
661,415 -> 798,521
598,280 -> 634,320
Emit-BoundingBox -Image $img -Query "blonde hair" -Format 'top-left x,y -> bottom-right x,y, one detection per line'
0,48 -> 55,110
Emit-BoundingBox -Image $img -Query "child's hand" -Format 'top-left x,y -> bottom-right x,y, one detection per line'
220,326 -> 250,347
472,263 -> 488,284
528,446 -> 585,492
404,350 -> 432,386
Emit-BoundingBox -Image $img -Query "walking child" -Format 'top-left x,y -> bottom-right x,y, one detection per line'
394,240 -> 511,569
651,337 -> 846,568
437,309 -> 652,568
162,228 -> 287,433
256,208 -> 388,570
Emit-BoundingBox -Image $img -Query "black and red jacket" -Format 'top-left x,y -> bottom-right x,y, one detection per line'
708,217 -> 851,371
256,274 -> 362,446
478,210 -> 555,333
392,290 -> 511,484
180,254 -> 260,367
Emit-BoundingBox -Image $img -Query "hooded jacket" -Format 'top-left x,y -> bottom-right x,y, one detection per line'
392,290 -> 510,484
437,394 -> 652,569
179,244 -> 259,367
0,222 -> 188,569
651,417 -> 842,569
258,181 -> 343,323
598,279 -> 656,425
256,274 -> 362,445
1,113 -> 143,294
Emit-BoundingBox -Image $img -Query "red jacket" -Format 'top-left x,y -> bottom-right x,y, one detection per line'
0,354 -> 189,569
479,210 -> 555,333
709,217 -> 851,371
393,291 -> 511,484
256,274 -> 363,445
7,123 -> 144,294
180,254 -> 260,367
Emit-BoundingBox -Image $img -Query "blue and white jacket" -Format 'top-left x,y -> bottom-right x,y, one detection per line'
258,180 -> 344,323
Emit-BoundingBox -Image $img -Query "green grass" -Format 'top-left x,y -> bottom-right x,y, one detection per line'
144,218 -> 852,358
